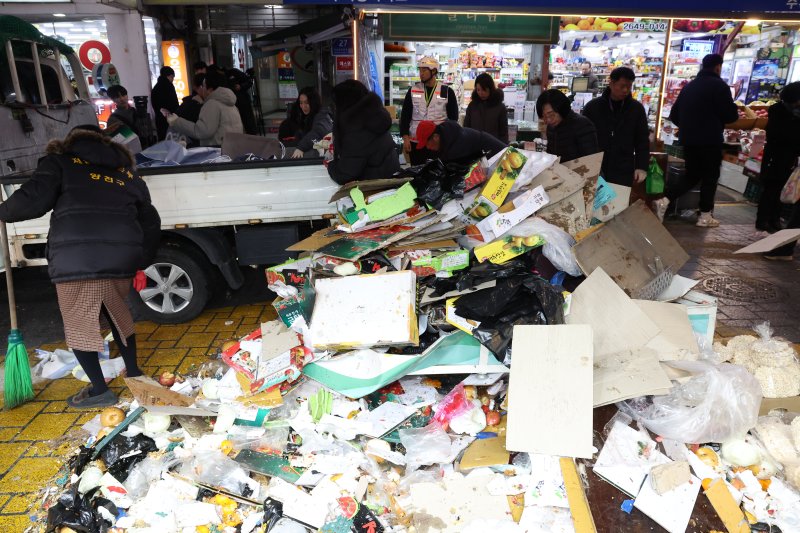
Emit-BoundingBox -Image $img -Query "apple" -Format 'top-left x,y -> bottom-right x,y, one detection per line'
159,371 -> 176,387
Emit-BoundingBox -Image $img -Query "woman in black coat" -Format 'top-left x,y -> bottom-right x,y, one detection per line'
327,80 -> 400,184
756,82 -> 800,233
464,73 -> 509,143
151,66 -> 180,141
279,87 -> 333,158
537,89 -> 598,163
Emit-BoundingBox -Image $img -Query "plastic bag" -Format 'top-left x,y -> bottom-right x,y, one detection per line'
396,159 -> 468,210
751,413 -> 800,490
509,150 -> 558,193
749,322 -> 800,398
399,423 -> 453,471
645,157 -> 665,195
432,384 -> 472,427
124,452 -> 181,500
99,433 -> 157,482
618,360 -> 762,444
780,165 -> 800,204
176,450 -> 254,496
507,217 -> 580,277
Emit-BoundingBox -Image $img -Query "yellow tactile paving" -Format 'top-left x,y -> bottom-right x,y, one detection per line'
0,302 -> 273,528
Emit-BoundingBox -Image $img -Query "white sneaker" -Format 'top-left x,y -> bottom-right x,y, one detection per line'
696,212 -> 720,227
653,198 -> 670,222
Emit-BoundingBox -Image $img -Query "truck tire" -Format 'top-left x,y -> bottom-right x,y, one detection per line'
131,246 -> 211,324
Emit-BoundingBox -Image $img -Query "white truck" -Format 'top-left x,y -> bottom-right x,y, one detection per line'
1,16 -> 338,324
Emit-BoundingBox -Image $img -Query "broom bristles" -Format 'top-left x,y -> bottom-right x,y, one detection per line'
3,330 -> 34,409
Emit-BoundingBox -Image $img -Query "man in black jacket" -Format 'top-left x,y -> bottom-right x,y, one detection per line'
421,120 -> 506,165
583,67 -> 650,187
655,54 -> 738,227
151,66 -> 180,141
227,68 -> 258,135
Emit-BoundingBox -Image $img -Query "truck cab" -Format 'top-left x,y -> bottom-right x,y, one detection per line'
1,16 -> 339,325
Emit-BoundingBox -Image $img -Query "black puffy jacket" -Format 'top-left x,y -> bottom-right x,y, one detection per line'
669,69 -> 738,146
327,92 -> 400,184
436,120 -> 507,165
0,129 -> 161,283
545,111 -> 599,164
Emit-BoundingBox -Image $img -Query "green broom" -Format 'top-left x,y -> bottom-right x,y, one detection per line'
1,220 -> 33,409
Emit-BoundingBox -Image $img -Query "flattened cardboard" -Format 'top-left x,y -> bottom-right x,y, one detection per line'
635,300 -> 700,361
733,228 -> 800,254
565,268 -> 660,357
634,473 -> 701,533
594,421 -> 670,497
572,201 -> 690,298
329,178 -> 413,202
593,347 -> 673,407
561,152 -> 603,216
286,228 -> 343,252
388,239 -> 459,252
593,183 -> 631,223
459,434 -> 510,470
125,376 -> 216,416
703,478 -> 750,533
759,395 -> 800,415
506,325 -> 593,459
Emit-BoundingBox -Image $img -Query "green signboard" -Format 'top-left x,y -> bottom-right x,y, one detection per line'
384,14 -> 560,44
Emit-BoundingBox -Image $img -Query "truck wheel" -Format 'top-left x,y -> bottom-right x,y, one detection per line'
132,246 -> 211,324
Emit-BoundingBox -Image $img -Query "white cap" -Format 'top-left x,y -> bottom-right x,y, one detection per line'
417,56 -> 439,71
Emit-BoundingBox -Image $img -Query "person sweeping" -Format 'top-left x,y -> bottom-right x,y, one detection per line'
0,125 -> 160,409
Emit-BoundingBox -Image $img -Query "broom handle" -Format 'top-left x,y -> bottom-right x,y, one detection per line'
0,221 -> 18,330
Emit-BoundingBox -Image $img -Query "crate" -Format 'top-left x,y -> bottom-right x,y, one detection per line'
744,177 -> 763,202
664,144 -> 684,159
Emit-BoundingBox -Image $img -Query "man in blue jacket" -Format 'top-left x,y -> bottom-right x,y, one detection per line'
655,54 -> 738,227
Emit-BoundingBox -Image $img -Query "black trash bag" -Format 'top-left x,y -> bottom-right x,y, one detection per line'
99,433 -> 157,482
264,497 -> 284,531
68,445 -> 94,477
456,276 -> 564,359
46,486 -> 108,533
358,252 -> 397,274
396,159 -> 469,210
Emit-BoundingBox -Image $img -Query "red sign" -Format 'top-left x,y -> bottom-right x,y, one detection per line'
78,40 -> 111,71
336,56 -> 354,71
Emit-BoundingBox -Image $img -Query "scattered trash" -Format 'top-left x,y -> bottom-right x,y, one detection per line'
35,146 -> 800,532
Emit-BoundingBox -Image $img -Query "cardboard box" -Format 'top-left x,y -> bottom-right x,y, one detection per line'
310,271 -> 419,350
350,182 -> 417,221
466,147 -> 528,220
472,185 -> 549,242
125,376 -> 216,416
474,234 -> 545,264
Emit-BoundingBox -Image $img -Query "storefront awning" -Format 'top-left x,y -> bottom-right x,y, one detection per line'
253,12 -> 350,44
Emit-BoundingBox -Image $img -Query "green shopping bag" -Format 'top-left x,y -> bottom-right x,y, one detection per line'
646,157 -> 665,195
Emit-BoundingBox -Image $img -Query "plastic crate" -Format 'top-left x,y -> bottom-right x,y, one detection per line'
664,144 -> 684,159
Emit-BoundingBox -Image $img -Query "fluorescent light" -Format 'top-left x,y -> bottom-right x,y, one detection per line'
54,13 -> 66,17
744,19 -> 761,26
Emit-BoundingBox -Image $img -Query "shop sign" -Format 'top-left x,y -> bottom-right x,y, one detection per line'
78,40 -> 111,71
332,38 -> 354,56
384,14 -> 559,44
161,40 -> 190,100
336,56 -> 354,71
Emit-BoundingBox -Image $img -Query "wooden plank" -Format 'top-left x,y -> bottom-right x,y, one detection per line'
560,457 -> 598,533
565,268 -> 660,357
506,325 -> 593,459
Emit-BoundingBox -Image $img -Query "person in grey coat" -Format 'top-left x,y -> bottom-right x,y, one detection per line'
165,70 -> 243,147
464,73 -> 509,143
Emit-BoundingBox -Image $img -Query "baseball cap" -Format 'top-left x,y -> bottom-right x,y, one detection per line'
416,121 -> 436,149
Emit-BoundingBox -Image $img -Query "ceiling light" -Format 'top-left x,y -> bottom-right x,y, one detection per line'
54,13 -> 66,17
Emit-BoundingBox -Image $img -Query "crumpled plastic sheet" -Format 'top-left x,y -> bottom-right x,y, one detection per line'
617,360 -> 763,443
135,140 -> 224,167
99,433 -> 158,482
46,485 -> 118,533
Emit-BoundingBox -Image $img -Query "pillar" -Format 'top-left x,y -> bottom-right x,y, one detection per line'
104,12 -> 152,99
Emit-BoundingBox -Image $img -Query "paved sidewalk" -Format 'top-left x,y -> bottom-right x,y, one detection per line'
0,201 -> 796,531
